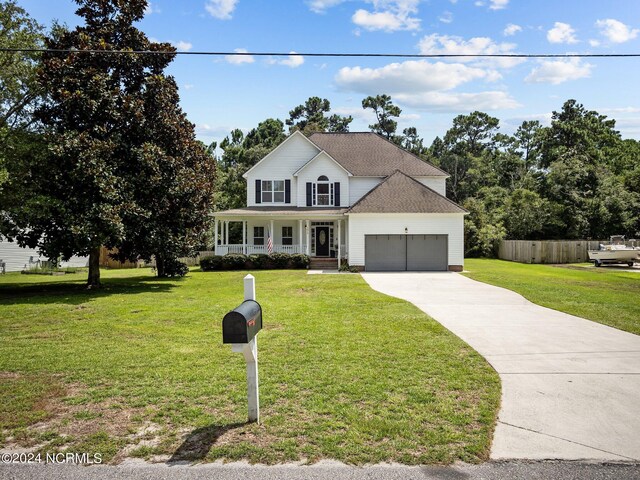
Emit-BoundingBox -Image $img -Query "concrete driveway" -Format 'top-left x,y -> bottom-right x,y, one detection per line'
361,272 -> 640,461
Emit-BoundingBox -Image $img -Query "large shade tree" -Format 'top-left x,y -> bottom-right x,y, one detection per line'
9,0 -> 215,286
0,1 -> 45,234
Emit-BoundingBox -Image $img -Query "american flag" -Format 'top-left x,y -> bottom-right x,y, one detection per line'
267,228 -> 273,254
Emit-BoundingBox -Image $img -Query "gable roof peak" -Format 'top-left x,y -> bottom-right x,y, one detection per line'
307,132 -> 448,177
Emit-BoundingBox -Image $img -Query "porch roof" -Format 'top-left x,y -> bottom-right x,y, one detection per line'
214,206 -> 348,217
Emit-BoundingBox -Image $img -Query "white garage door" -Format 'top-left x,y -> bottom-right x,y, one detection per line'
365,234 -> 448,271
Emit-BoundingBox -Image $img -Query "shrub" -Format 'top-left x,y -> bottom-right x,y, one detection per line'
247,254 -> 270,269
199,253 -> 310,271
290,253 -> 310,269
223,253 -> 249,270
339,260 -> 359,273
200,256 -> 222,271
268,252 -> 291,268
159,257 -> 189,277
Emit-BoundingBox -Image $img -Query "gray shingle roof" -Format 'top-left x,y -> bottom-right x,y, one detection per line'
348,171 -> 467,214
308,132 -> 448,177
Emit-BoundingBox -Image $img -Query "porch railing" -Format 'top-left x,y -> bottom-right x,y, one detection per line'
217,244 -> 305,255
216,244 -> 347,258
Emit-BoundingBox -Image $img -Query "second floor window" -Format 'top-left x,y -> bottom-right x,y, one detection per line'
262,180 -> 285,203
314,175 -> 334,206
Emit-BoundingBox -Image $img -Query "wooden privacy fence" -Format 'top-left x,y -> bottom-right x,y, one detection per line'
498,240 -> 605,264
99,247 -> 142,269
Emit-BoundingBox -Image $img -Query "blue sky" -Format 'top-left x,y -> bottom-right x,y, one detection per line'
16,0 -> 640,146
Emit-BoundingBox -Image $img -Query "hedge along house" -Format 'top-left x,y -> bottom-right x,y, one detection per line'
214,131 -> 467,271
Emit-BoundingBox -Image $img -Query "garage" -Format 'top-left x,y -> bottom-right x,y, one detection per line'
364,234 -> 448,271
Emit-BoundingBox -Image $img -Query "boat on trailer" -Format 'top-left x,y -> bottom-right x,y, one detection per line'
588,236 -> 637,267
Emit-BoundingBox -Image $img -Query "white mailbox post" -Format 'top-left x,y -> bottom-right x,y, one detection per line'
224,274 -> 260,423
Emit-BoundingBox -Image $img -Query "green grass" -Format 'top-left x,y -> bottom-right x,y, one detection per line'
0,268 -> 500,465
463,259 -> 640,335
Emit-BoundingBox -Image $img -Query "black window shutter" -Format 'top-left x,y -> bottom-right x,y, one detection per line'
334,182 -> 341,206
285,179 -> 291,203
306,182 -> 312,206
255,179 -> 261,204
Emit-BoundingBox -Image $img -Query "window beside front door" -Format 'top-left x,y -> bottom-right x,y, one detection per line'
261,180 -> 285,203
282,226 -> 293,245
254,226 -> 265,245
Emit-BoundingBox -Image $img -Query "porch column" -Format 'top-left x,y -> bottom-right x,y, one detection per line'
225,221 -> 229,246
345,218 -> 348,256
214,218 -> 218,256
270,220 -> 275,251
242,221 -> 246,255
298,220 -> 303,254
305,220 -> 311,256
337,219 -> 341,270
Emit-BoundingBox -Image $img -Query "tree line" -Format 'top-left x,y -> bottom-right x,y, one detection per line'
215,95 -> 640,257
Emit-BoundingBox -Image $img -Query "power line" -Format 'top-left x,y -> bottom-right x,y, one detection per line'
1,48 -> 640,58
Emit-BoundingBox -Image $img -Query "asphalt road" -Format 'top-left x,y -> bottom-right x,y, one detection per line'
1,461 -> 640,480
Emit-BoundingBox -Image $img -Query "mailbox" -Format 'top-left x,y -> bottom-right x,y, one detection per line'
222,300 -> 262,344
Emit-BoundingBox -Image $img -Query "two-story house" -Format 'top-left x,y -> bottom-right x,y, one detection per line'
213,131 -> 467,271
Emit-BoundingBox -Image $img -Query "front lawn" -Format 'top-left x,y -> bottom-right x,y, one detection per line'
0,268 -> 499,465
463,259 -> 640,335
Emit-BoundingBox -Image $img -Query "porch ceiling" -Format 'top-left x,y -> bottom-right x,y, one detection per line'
214,206 -> 348,220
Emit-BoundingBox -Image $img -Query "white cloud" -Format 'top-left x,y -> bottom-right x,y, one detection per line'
183,84 -> 195,90
417,33 -> 523,68
547,22 -> 578,44
439,11 -> 453,24
173,41 -> 193,52
225,48 -> 254,65
396,91 -> 519,111
612,117 -> 640,138
196,124 -> 238,139
475,0 -> 508,10
525,58 -> 592,85
352,9 -> 419,31
268,52 -> 305,68
308,0 -> 422,32
334,60 -> 518,112
489,0 -> 509,10
589,39 -> 601,47
596,19 -> 639,44
205,0 -> 238,20
503,23 -> 522,36
335,60 -> 491,93
307,0 -> 345,13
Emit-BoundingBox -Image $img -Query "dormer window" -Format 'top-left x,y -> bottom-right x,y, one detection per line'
314,175 -> 333,206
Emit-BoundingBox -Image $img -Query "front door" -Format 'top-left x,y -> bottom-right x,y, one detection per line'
315,226 -> 330,257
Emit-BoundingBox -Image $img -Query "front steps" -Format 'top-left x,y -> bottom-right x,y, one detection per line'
309,257 -> 339,270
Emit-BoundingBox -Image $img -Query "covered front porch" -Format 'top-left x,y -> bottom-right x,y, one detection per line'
214,208 -> 348,268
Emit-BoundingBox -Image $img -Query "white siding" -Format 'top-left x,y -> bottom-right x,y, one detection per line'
245,219 -> 303,246
346,213 -> 465,267
246,133 -> 319,207
349,177 -> 383,206
295,153 -> 349,207
0,238 -> 89,272
415,177 -> 447,197
0,239 -> 45,272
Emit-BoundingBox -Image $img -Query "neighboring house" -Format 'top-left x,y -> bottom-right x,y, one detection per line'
0,236 -> 89,273
214,131 -> 467,271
